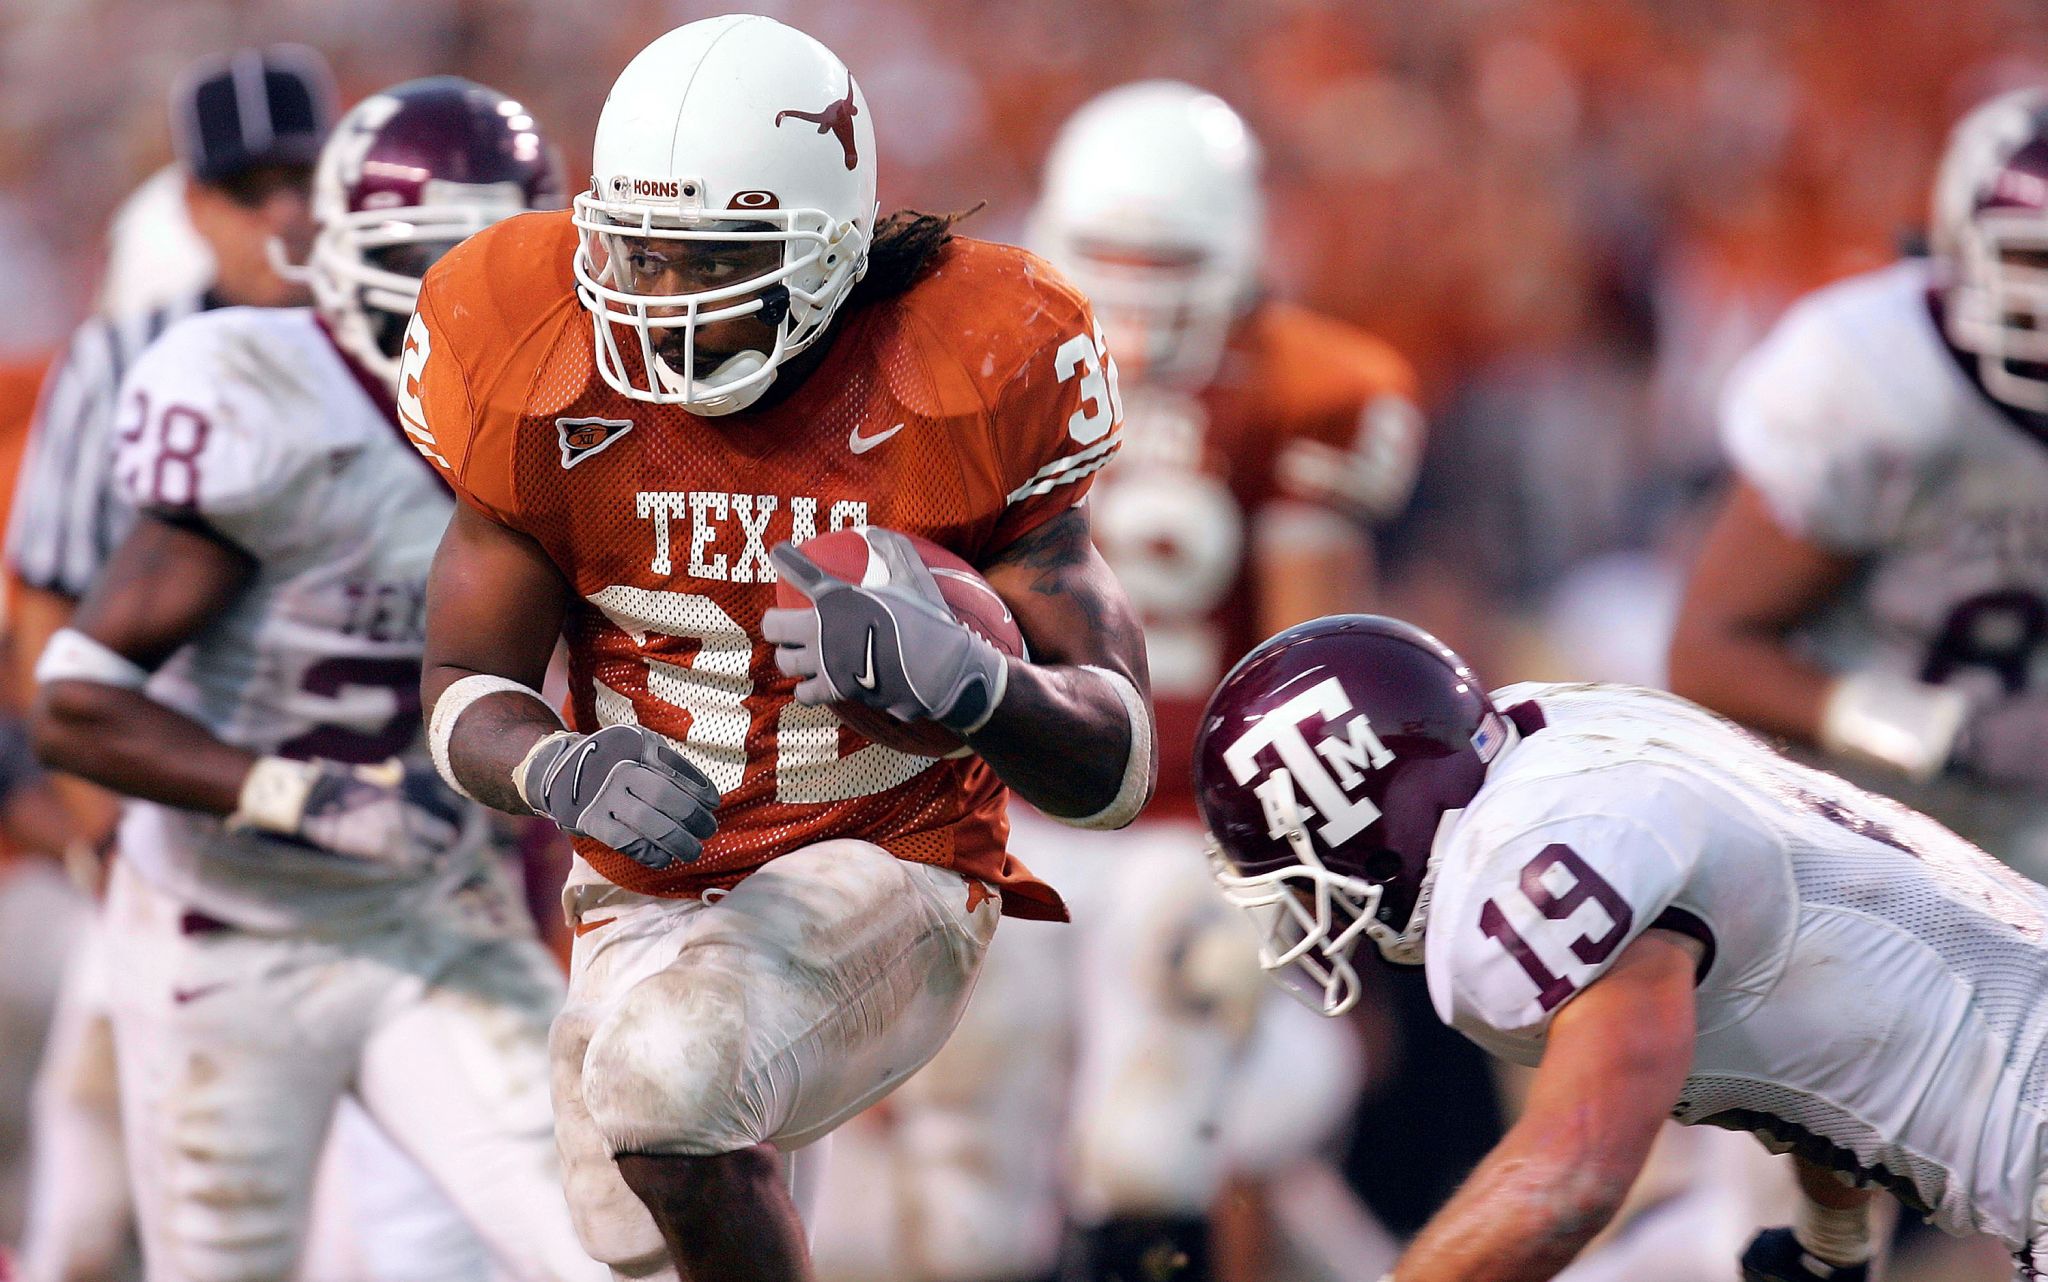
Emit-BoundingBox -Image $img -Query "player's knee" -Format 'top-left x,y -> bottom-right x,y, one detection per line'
583,960 -> 763,1156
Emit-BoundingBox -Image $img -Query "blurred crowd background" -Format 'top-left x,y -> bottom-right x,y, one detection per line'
6,0 -> 2048,680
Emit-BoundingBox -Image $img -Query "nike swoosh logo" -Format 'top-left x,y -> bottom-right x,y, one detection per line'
855,628 -> 879,690
573,916 -> 617,938
849,422 -> 905,454
172,981 -> 231,1005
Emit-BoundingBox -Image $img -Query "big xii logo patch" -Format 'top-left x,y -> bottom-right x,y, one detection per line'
557,416 -> 634,469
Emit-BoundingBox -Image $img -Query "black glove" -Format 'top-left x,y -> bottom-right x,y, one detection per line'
1740,1228 -> 1869,1282
1953,695 -> 2048,788
518,725 -> 719,870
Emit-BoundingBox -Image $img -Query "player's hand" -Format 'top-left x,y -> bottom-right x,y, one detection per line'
516,725 -> 718,870
1740,1228 -> 1869,1282
761,532 -> 1007,735
231,756 -> 466,872
1953,694 -> 2048,787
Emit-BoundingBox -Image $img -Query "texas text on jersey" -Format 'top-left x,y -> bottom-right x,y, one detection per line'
407,209 -> 1122,916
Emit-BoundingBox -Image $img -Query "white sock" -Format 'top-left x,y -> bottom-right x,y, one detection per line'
1794,1195 -> 1872,1267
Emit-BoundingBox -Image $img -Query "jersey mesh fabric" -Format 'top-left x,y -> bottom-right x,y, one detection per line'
1676,1077 -> 1953,1218
416,216 -> 1113,920
1787,833 -> 2048,1111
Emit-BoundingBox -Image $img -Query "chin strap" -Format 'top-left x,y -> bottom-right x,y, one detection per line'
659,348 -> 775,416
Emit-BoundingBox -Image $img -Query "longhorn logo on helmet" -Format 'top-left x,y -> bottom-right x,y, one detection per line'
774,76 -> 861,170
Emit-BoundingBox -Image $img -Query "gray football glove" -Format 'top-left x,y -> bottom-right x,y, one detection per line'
232,756 -> 465,873
760,532 -> 1008,735
1952,694 -> 2048,788
517,725 -> 718,870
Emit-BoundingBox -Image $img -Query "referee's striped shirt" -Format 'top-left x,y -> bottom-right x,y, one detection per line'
6,289 -> 215,600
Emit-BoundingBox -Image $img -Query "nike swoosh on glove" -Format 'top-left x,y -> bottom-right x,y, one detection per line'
1740,1228 -> 1869,1282
518,724 -> 719,870
760,532 -> 1008,736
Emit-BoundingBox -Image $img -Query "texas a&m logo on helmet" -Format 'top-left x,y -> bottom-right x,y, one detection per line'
1194,615 -> 1508,1013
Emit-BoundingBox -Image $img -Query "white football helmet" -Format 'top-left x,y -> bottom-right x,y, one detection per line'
1932,87 -> 2048,413
1029,81 -> 1263,388
303,77 -> 563,397
573,15 -> 878,415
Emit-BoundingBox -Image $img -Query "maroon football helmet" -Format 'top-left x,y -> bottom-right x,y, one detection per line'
1934,88 -> 2048,414
301,76 -> 564,394
1194,615 -> 1513,1014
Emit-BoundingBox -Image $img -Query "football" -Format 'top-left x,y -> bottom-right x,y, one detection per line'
773,527 -> 1027,757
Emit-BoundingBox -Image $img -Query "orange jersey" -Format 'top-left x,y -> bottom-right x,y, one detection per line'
407,212 -> 1124,920
1092,302 -> 1421,813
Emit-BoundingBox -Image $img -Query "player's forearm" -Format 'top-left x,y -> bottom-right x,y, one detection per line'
425,676 -> 561,815
975,509 -> 1157,827
31,680 -> 255,816
1669,481 -> 1861,752
1666,623 -> 1833,746
1389,1133 -> 1636,1282
966,658 -> 1154,822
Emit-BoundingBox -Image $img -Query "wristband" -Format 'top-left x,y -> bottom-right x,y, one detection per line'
229,755 -> 321,835
428,674 -> 558,800
36,628 -> 150,690
1061,665 -> 1153,831
1819,671 -> 1969,782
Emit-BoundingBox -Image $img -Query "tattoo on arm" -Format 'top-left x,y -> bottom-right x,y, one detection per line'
989,508 -> 1146,678
973,508 -> 1154,819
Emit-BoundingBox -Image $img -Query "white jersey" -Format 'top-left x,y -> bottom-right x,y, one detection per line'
1428,682 -> 2048,1256
109,306 -> 484,930
1721,259 -> 2048,865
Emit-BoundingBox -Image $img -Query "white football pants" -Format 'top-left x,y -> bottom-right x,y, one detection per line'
551,839 -> 997,1282
102,859 -> 600,1282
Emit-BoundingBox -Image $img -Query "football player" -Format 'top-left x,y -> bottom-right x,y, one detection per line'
26,79 -> 600,1282
1031,80 -> 1420,1280
1669,88 -> 2048,880
808,81 -> 1419,1282
1200,613 -> 2048,1282
7,48 -> 339,1282
410,17 -> 1154,1282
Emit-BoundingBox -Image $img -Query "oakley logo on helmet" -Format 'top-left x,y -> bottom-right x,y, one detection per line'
1221,676 -> 1394,848
774,76 -> 860,170
730,189 -> 780,210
